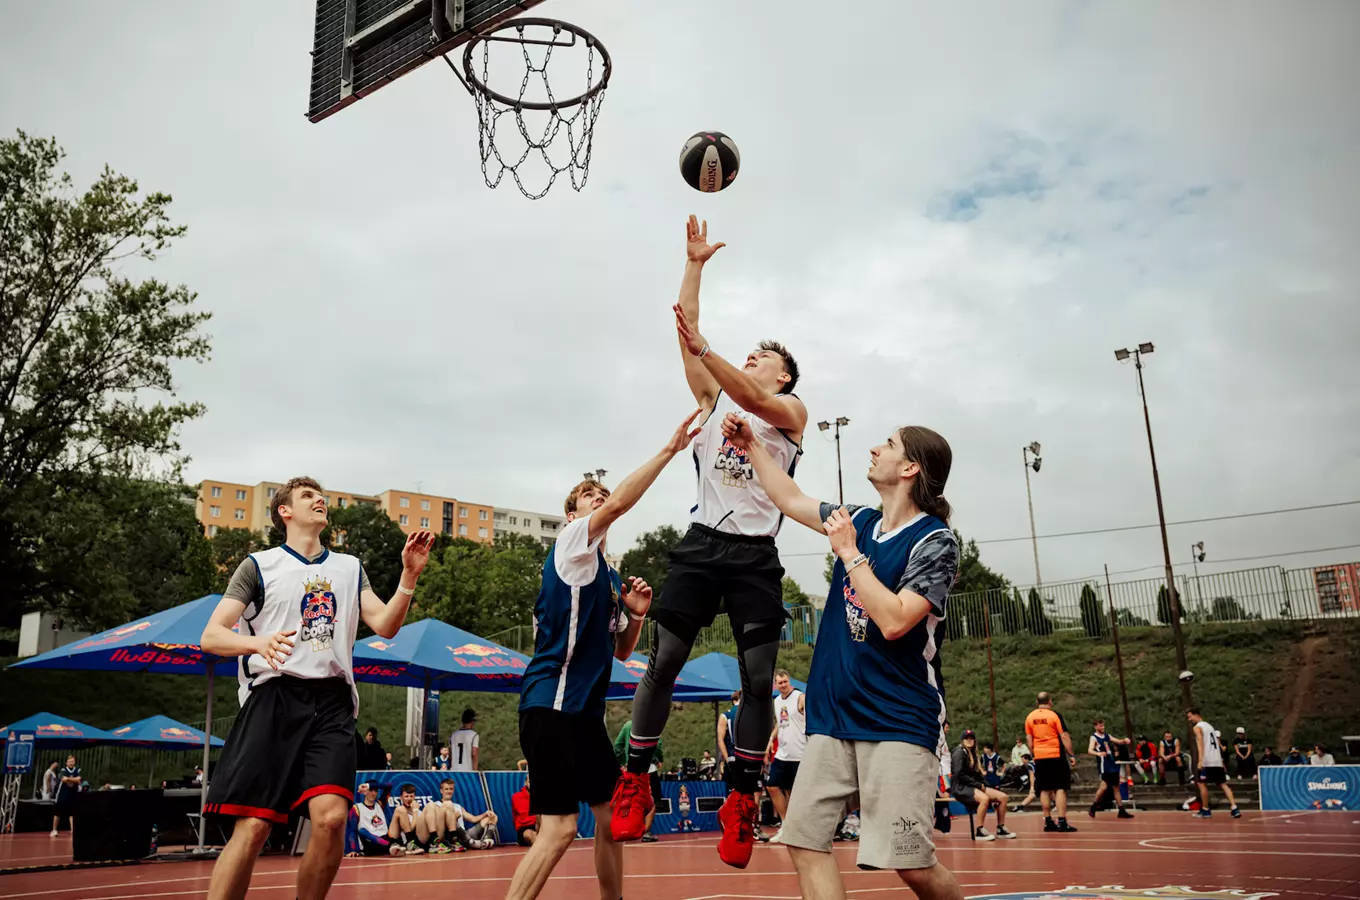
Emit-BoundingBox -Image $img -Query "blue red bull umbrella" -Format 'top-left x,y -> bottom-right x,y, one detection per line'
352,618 -> 531,692
680,652 -> 807,696
607,653 -> 731,701
7,594 -> 236,676
0,712 -> 117,748
107,715 -> 225,751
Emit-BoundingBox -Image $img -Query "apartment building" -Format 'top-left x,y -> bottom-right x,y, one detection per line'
492,507 -> 566,548
1314,563 -> 1359,614
377,489 -> 494,541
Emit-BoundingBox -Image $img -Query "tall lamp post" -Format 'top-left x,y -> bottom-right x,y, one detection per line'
1191,541 -> 1206,618
1114,342 -> 1194,717
818,417 -> 850,505
1022,442 -> 1043,588
583,468 -> 607,483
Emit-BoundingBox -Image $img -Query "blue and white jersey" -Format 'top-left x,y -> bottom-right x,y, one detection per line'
237,545 -> 363,715
806,505 -> 958,753
1092,732 -> 1118,774
519,514 -> 627,718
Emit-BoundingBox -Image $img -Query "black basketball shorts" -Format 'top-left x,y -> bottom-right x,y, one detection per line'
519,707 -> 620,817
1033,757 -> 1071,793
651,524 -> 789,645
1197,766 -> 1227,785
205,675 -> 356,824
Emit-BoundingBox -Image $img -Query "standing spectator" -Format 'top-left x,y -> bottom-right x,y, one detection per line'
1310,744 -> 1335,766
1085,719 -> 1133,820
40,761 -> 60,800
513,774 -> 538,847
449,708 -> 480,772
1009,736 -> 1027,769
764,668 -> 807,842
385,752 -> 393,770
1232,728 -> 1256,780
1283,747 -> 1307,765
1025,691 -> 1078,832
52,755 -> 82,836
1259,746 -> 1283,767
357,727 -> 387,772
1158,731 -> 1186,784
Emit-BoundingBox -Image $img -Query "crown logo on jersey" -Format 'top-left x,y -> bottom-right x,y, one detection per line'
300,575 -> 338,652
303,575 -> 333,595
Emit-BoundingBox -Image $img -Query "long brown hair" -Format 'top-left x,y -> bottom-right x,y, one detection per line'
897,426 -> 952,522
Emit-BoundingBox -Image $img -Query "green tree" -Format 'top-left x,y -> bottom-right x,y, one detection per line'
1210,595 -> 1253,623
1078,583 -> 1108,638
417,537 -> 543,636
1156,585 -> 1176,625
620,525 -> 685,598
0,131 -> 211,627
951,531 -> 1011,595
782,576 -> 810,607
824,552 -> 837,586
208,526 -> 266,592
1116,608 -> 1151,627
1027,588 -> 1053,635
321,502 -> 410,598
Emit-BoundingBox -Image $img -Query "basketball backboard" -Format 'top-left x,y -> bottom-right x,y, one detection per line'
307,0 -> 549,122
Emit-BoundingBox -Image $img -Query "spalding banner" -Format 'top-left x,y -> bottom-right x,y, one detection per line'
1259,764 -> 1359,811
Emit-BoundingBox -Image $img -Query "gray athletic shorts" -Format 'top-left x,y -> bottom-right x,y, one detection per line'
779,734 -> 939,871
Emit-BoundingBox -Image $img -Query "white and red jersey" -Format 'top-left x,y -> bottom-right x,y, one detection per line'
690,392 -> 801,537
235,546 -> 363,715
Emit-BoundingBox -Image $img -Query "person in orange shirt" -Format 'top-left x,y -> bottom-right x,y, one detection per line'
1024,692 -> 1078,833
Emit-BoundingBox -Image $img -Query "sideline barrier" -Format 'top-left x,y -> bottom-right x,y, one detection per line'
1259,764 -> 1359,810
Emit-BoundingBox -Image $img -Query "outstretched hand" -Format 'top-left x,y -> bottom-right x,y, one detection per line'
622,576 -> 653,616
401,530 -> 436,577
663,408 -> 705,455
674,303 -> 707,356
719,412 -> 754,450
686,214 -> 725,263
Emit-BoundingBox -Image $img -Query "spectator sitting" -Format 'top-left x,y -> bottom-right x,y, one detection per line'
1283,747 -> 1307,765
346,783 -> 398,857
432,745 -> 452,771
424,778 -> 497,851
512,774 -> 538,847
1259,746 -> 1283,766
193,766 -> 204,786
950,729 -> 1015,840
698,750 -> 717,779
1158,731 -> 1186,784
1010,736 -> 1028,769
1310,744 -> 1335,766
1009,753 -> 1037,811
979,741 -> 1005,788
387,783 -> 427,855
1132,735 -> 1157,783
385,752 -> 393,770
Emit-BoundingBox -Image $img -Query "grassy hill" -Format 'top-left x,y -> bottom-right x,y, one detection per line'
4,619 -> 1355,787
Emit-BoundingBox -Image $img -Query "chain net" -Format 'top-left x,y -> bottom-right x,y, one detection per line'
468,24 -> 607,200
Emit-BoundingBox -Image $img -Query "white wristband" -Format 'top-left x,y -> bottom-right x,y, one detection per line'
396,585 -> 415,597
697,343 -> 710,359
844,553 -> 869,574
631,613 -> 648,622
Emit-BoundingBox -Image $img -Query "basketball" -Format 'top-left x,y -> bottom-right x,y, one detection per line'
679,131 -> 740,192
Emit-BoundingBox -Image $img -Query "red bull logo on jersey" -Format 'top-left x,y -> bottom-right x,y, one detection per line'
714,437 -> 754,488
299,576 -> 337,651
843,577 -> 868,642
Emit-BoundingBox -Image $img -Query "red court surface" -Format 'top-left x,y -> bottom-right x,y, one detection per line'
2,811 -> 1358,900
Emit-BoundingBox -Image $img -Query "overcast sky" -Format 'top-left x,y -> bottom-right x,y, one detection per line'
4,1 -> 1358,600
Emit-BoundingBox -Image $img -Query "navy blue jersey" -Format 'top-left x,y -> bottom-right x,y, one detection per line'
1092,732 -> 1118,774
519,515 -> 626,717
806,505 -> 958,751
722,703 -> 738,757
57,766 -> 81,802
980,751 -> 1002,778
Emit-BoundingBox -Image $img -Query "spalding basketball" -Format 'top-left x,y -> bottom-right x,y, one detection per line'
679,131 -> 740,192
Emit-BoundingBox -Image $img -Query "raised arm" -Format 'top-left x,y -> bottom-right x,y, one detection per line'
360,530 -> 435,639
675,302 -> 808,435
587,409 -> 704,545
677,216 -> 723,409
720,412 -> 821,531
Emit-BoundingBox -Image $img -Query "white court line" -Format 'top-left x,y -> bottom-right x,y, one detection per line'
683,888 -> 998,900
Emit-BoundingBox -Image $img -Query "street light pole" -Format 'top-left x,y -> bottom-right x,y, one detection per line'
818,417 -> 850,505
1191,541 -> 1206,618
1115,343 -> 1193,715
1022,442 -> 1043,589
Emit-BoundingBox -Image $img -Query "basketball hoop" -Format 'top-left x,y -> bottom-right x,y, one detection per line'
444,18 -> 611,200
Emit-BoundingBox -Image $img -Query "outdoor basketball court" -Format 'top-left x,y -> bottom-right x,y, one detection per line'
2,811 -> 1357,900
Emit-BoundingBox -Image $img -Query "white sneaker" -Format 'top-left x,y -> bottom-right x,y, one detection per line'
975,827 -> 996,841
50,830 -> 58,837
474,838 -> 495,850
405,845 -> 425,855
769,827 -> 784,844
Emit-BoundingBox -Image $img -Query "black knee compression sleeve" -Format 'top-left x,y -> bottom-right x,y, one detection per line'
625,623 -> 694,775
729,626 -> 781,794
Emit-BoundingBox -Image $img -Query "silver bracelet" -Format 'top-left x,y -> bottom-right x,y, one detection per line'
697,343 -> 710,359
844,553 -> 869,574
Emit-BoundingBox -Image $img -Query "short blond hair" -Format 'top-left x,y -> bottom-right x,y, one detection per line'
271,476 -> 322,534
563,479 -> 610,516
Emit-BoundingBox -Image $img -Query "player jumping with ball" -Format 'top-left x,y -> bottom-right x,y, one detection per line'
611,216 -> 807,869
